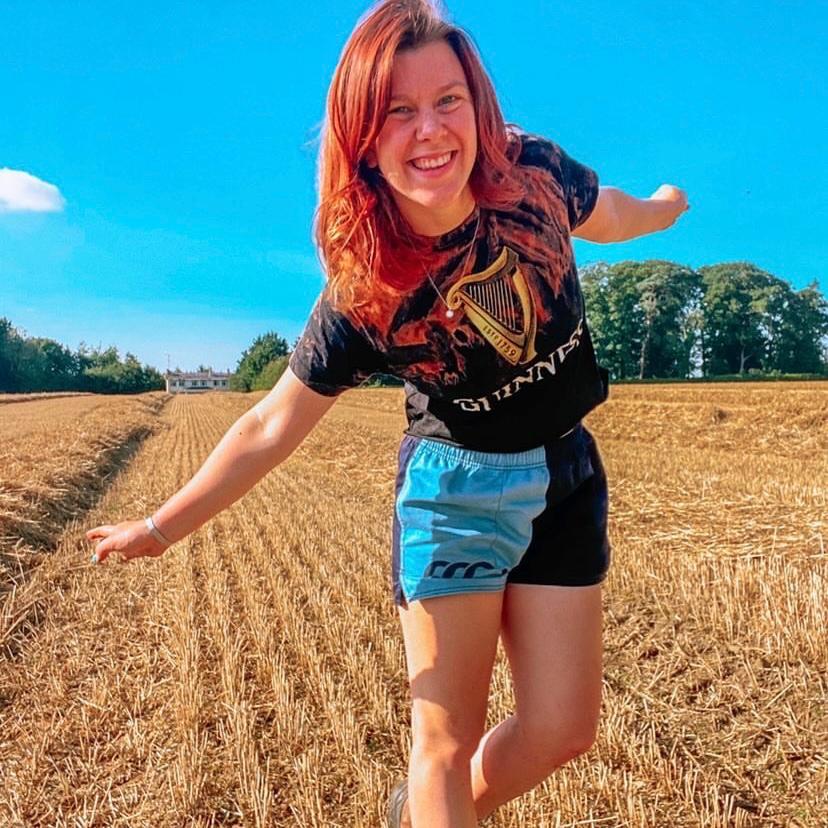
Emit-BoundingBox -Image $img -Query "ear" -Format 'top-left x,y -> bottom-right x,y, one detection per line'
364,148 -> 378,169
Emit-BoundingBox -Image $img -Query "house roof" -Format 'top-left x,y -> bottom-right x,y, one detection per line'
166,370 -> 233,378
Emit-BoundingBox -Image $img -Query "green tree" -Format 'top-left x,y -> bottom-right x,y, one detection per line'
1,320 -> 164,393
581,262 -> 642,380
699,263 -> 772,375
232,332 -> 289,391
0,318 -> 24,391
251,355 -> 290,391
30,338 -> 77,391
0,323 -> 79,392
772,282 -> 828,373
699,264 -> 827,376
582,260 -> 701,379
80,346 -> 163,393
632,262 -> 701,378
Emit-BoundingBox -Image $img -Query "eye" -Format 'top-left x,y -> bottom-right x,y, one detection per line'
388,105 -> 412,115
439,95 -> 461,108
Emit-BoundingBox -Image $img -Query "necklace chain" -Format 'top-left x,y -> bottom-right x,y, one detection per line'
425,211 -> 481,319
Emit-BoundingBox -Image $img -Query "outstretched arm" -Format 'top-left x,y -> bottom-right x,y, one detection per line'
86,367 -> 337,564
572,184 -> 690,243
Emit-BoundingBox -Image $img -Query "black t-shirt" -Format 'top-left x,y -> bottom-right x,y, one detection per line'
289,132 -> 608,452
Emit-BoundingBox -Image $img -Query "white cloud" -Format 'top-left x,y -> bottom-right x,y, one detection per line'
0,168 -> 65,213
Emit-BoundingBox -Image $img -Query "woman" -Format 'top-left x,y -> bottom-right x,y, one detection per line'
87,1 -> 689,825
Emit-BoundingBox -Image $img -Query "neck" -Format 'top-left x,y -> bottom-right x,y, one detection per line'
396,190 -> 477,237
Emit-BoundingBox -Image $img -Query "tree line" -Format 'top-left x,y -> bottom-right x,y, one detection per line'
3,259 -> 826,393
236,259 -> 828,390
0,318 -> 164,393
581,261 -> 828,379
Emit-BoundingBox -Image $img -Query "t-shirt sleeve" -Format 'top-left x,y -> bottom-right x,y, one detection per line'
520,133 -> 600,231
558,144 -> 600,230
288,291 -> 385,396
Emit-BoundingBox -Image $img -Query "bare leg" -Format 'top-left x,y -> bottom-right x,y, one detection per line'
470,584 -> 603,820
397,590 -> 504,827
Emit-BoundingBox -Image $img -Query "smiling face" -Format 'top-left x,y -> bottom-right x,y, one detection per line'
367,38 -> 478,237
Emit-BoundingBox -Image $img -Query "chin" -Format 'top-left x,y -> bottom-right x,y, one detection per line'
410,186 -> 468,211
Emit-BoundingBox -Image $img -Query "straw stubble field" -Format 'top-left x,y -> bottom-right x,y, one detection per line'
0,384 -> 825,827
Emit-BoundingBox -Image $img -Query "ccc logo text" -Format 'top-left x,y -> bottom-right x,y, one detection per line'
424,560 -> 508,579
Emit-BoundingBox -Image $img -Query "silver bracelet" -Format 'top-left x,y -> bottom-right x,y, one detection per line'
145,515 -> 172,547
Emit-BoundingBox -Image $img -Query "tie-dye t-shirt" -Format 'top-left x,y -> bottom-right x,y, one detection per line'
289,133 -> 609,452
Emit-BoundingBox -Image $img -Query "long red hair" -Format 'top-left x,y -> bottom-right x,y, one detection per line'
316,0 -> 524,309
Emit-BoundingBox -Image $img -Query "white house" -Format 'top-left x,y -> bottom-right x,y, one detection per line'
166,369 -> 233,394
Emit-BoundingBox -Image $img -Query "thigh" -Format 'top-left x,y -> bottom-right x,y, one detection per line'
501,583 -> 603,738
398,591 -> 504,747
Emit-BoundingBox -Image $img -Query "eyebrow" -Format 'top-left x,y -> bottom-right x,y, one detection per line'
389,81 -> 468,100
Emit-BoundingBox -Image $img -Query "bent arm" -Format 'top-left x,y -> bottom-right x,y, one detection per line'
150,367 -> 337,544
573,185 -> 689,243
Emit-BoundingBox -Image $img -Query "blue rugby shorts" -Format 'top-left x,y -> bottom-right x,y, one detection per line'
391,424 -> 611,607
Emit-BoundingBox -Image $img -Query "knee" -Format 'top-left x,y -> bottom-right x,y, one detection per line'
411,723 -> 480,772
557,719 -> 599,763
518,714 -> 599,768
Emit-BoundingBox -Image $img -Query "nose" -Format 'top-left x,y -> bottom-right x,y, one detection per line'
415,107 -> 445,141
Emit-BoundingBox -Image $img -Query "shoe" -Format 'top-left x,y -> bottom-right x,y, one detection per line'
386,778 -> 409,828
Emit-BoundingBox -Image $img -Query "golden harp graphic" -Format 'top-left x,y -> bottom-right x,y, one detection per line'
445,246 -> 537,366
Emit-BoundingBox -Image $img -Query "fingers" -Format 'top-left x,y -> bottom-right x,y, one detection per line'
87,524 -> 115,564
87,519 -> 165,566
91,529 -> 125,563
91,540 -> 135,565
88,527 -> 149,565
655,185 -> 690,221
90,540 -> 112,565
88,526 -> 128,565
92,551 -> 128,566
86,525 -> 115,541
652,184 -> 688,205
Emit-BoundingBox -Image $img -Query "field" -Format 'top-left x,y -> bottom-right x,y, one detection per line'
0,393 -> 166,590
0,384 -> 825,827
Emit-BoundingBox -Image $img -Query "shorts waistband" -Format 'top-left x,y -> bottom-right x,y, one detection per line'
405,423 -> 583,470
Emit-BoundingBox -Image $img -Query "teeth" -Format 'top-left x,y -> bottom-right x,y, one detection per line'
412,152 -> 452,170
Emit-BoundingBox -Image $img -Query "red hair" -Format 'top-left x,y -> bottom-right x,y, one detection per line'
316,0 -> 524,308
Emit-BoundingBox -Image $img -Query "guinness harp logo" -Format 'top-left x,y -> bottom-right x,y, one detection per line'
445,247 -> 537,366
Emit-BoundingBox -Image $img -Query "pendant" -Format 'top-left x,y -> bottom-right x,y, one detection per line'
446,309 -> 455,319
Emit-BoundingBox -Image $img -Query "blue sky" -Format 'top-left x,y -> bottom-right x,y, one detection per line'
2,0 -> 825,372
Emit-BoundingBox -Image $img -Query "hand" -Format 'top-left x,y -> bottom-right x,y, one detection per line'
86,519 -> 169,565
649,184 -> 690,229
